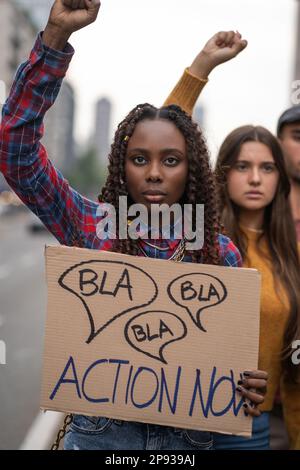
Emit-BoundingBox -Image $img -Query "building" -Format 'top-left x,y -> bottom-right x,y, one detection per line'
94,97 -> 112,166
6,0 -> 75,170
13,0 -> 52,30
42,81 -> 76,171
295,0 -> 300,81
0,0 -> 37,93
193,105 -> 205,128
0,0 -> 37,191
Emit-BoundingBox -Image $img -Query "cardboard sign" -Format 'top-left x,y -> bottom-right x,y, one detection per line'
41,245 -> 261,437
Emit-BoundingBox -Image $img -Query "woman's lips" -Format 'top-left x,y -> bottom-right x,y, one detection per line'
142,190 -> 167,203
245,191 -> 263,199
143,194 -> 166,203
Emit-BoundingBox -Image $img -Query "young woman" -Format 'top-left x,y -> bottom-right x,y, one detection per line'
166,52 -> 300,450
0,0 -> 268,450
214,126 -> 300,450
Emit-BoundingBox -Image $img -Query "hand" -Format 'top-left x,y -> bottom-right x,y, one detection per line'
189,30 -> 248,79
48,0 -> 101,35
42,0 -> 101,50
236,370 -> 268,417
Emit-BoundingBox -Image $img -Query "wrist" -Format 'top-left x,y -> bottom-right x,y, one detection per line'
42,23 -> 71,51
189,51 -> 215,79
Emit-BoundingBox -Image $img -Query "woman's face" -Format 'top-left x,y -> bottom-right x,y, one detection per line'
227,141 -> 279,211
125,119 -> 188,210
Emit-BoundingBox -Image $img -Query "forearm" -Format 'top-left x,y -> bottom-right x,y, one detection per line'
0,32 -> 91,246
42,23 -> 71,51
163,48 -> 221,116
163,30 -> 247,116
189,51 -> 214,80
163,69 -> 208,116
163,50 -> 215,116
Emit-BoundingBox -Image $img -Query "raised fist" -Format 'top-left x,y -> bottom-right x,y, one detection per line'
200,31 -> 248,70
189,30 -> 248,79
62,0 -> 86,9
48,0 -> 101,35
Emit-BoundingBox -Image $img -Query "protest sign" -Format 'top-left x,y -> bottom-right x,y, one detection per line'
41,245 -> 261,436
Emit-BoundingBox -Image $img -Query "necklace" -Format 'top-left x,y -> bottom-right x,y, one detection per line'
127,218 -> 186,261
140,239 -> 170,251
138,237 -> 186,262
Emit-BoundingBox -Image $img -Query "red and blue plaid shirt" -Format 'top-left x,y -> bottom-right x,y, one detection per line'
0,33 -> 242,267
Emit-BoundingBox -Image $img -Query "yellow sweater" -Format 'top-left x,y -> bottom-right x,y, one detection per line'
242,228 -> 300,449
296,433 -> 300,450
163,68 -> 208,115
164,68 -> 208,115
163,74 -> 300,449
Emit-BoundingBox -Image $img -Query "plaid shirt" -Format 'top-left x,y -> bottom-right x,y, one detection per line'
0,33 -> 242,268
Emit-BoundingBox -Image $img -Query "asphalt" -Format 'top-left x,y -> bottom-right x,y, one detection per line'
0,210 -> 58,449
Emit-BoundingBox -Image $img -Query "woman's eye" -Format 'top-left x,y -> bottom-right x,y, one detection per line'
263,164 -> 276,173
132,156 -> 147,165
164,157 -> 179,166
234,163 -> 248,171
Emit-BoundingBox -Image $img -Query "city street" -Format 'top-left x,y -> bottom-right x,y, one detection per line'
0,210 -> 57,450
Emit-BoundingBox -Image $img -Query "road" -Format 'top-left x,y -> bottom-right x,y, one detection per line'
0,210 -> 57,450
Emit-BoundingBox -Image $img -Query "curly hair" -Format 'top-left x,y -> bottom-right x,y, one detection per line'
98,103 -> 221,265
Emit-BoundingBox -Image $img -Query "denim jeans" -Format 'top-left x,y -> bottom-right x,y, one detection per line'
64,415 -> 213,450
213,412 -> 270,450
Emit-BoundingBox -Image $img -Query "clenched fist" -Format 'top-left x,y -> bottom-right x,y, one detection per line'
189,31 -> 248,79
49,0 -> 101,34
200,31 -> 248,69
63,0 -> 87,8
43,0 -> 101,50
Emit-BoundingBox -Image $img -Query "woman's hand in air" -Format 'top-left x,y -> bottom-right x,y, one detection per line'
43,0 -> 101,50
189,31 -> 248,79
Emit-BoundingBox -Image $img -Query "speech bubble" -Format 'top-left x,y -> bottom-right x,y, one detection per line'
124,310 -> 187,364
167,273 -> 227,332
58,260 -> 158,344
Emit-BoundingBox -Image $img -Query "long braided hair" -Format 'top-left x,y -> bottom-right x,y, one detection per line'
98,104 -> 221,265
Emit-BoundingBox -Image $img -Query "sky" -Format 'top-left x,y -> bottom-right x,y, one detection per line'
65,0 -> 298,162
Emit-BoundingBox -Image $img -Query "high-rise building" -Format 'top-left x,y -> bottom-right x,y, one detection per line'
193,105 -> 205,128
295,0 -> 300,81
13,0 -> 52,30
0,0 -> 37,91
12,0 -> 76,172
94,97 -> 112,166
0,0 -> 37,191
42,81 -> 76,171
0,0 -> 76,193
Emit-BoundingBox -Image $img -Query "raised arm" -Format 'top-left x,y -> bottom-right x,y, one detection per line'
163,31 -> 248,115
0,0 -> 100,246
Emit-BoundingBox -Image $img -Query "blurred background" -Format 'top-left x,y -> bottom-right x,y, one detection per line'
0,0 -> 299,449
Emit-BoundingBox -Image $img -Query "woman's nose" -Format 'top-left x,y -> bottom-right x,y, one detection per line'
146,161 -> 162,181
249,167 -> 261,185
